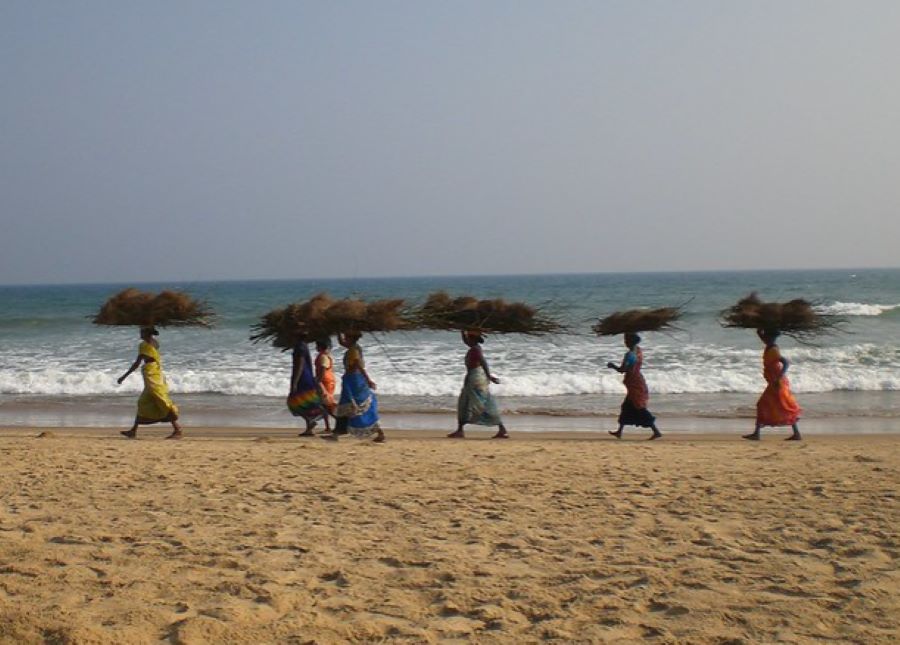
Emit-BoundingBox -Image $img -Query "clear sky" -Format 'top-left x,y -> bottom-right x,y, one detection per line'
1,1 -> 898,284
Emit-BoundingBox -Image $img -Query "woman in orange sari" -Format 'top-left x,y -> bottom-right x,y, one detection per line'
315,338 -> 336,433
744,329 -> 802,441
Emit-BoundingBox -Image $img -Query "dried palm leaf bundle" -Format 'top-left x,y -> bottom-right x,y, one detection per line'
251,294 -> 408,349
93,288 -> 212,327
720,292 -> 839,341
592,307 -> 682,336
412,291 -> 564,335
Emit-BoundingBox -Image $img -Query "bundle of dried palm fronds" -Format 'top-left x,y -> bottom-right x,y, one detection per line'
250,293 -> 408,348
593,307 -> 682,336
93,288 -> 213,327
720,292 -> 839,340
410,291 -> 564,335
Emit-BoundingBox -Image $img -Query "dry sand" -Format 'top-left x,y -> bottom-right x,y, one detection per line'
0,428 -> 897,644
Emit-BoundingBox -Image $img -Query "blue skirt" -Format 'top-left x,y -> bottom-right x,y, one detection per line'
336,372 -> 380,437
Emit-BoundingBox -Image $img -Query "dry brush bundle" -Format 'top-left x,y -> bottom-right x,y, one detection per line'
592,307 -> 682,336
412,291 -> 564,335
93,288 -> 213,327
719,292 -> 840,341
250,293 -> 408,349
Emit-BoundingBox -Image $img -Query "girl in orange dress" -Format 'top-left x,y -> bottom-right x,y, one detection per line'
744,329 -> 802,441
315,338 -> 337,432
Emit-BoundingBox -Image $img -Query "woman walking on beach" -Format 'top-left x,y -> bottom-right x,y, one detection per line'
117,326 -> 183,439
315,338 -> 336,433
332,331 -> 385,442
606,333 -> 661,440
288,336 -> 326,436
743,329 -> 802,441
448,331 -> 509,439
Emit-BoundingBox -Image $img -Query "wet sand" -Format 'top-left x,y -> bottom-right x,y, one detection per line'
0,428 -> 897,643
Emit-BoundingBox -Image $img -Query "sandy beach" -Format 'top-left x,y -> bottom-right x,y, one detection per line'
0,428 -> 897,644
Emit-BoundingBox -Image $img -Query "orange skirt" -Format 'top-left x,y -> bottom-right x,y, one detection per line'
756,378 -> 801,426
319,373 -> 336,413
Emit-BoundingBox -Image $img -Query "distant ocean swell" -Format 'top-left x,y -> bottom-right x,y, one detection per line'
815,302 -> 900,316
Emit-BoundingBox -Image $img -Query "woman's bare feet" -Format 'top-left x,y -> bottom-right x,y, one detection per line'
491,429 -> 509,439
608,430 -> 622,439
164,430 -> 183,440
120,429 -> 137,439
373,430 -> 386,443
742,432 -> 761,441
447,429 -> 465,439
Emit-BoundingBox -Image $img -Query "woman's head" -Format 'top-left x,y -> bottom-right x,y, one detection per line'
463,331 -> 485,347
758,328 -> 780,344
339,331 -> 362,348
624,332 -> 641,349
316,338 -> 332,352
140,326 -> 159,341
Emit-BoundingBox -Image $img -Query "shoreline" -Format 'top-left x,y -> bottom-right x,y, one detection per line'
2,423 -> 899,440
3,391 -> 899,432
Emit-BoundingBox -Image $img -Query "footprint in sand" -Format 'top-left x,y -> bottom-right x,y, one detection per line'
319,570 -> 350,587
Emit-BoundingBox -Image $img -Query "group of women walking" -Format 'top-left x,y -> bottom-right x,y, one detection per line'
117,325 -> 802,442
287,332 -> 385,443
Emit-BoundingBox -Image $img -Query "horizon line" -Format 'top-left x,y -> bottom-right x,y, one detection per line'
1,265 -> 896,289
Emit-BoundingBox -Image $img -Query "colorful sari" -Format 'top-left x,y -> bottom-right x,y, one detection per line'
287,341 -> 325,421
756,345 -> 801,426
315,351 -> 337,414
618,347 -> 656,428
457,347 -> 502,426
335,345 -> 380,437
136,341 -> 179,423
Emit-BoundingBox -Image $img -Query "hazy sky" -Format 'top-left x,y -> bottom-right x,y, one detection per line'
2,1 -> 898,284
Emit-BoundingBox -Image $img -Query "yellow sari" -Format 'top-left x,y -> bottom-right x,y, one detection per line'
137,341 -> 179,422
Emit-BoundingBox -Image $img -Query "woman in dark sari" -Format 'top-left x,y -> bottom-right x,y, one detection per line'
606,333 -> 661,440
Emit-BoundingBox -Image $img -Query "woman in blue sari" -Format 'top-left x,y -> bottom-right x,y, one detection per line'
332,331 -> 385,443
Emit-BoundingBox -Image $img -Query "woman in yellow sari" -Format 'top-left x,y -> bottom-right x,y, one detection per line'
744,329 -> 802,441
117,327 -> 182,439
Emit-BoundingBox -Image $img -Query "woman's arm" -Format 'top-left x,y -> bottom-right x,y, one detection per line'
290,351 -> 304,393
607,351 -> 633,374
356,352 -> 376,389
314,355 -> 324,384
480,351 -> 500,384
117,355 -> 145,384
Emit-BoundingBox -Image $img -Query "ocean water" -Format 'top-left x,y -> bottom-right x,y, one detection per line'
1,269 -> 898,431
